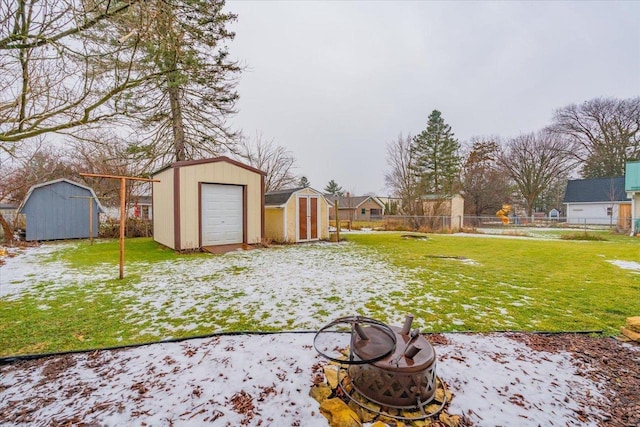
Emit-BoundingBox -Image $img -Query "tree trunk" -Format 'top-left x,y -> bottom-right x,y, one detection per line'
0,212 -> 14,244
168,83 -> 186,161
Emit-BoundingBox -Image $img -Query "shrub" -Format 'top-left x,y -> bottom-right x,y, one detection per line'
99,218 -> 153,238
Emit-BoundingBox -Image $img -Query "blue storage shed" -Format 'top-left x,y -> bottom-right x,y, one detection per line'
18,179 -> 104,241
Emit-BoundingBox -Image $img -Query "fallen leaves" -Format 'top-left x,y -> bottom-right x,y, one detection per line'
228,390 -> 256,424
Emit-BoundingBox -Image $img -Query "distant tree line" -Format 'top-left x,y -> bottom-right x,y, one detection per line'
1,2 -> 637,237
386,97 -> 640,218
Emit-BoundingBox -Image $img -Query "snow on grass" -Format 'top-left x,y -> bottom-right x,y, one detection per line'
0,242 -> 422,336
0,333 -> 606,426
608,260 -> 640,272
0,242 -> 115,300
120,242 -> 422,335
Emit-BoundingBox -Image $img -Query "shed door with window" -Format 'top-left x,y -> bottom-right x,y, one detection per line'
298,196 -> 318,242
201,184 -> 243,245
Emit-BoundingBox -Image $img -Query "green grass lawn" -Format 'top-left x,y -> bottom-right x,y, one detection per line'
346,232 -> 640,334
1,233 -> 639,357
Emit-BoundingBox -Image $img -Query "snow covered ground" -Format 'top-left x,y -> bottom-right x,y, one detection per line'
1,332 -> 627,426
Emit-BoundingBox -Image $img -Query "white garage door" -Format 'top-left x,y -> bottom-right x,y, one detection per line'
201,184 -> 243,246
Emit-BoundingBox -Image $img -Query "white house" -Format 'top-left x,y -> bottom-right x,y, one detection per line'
563,177 -> 631,228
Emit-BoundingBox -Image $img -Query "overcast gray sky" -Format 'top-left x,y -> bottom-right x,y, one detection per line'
226,1 -> 640,196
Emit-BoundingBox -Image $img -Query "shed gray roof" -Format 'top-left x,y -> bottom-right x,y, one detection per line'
563,177 -> 627,203
264,187 -> 327,206
264,187 -> 305,206
18,178 -> 105,213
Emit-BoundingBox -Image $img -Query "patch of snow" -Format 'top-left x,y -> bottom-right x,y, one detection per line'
0,243 -> 115,300
607,260 -> 640,271
439,334 -> 605,426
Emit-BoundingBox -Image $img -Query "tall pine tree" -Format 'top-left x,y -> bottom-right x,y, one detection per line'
324,179 -> 344,196
411,110 -> 461,195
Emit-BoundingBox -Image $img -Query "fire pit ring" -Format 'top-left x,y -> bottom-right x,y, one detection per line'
315,314 -> 443,420
313,315 -> 397,364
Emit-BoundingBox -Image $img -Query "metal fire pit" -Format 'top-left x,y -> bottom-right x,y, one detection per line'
314,315 -> 442,420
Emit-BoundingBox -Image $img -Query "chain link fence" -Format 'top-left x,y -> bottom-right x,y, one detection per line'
359,215 -> 631,233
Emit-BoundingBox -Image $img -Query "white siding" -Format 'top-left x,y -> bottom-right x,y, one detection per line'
566,202 -> 627,225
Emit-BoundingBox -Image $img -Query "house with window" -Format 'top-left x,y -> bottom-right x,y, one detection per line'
563,177 -> 631,228
325,195 -> 385,221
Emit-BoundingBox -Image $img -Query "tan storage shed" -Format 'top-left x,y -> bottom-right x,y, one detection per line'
152,157 -> 265,251
264,187 -> 329,243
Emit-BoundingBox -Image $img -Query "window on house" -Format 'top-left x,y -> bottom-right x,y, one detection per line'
361,208 -> 366,215
607,207 -> 613,216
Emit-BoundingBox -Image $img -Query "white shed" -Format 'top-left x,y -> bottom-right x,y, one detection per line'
152,157 -> 266,251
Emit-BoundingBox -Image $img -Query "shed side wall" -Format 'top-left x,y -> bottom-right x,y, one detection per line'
264,208 -> 285,242
319,196 -> 329,239
451,195 -> 465,230
285,196 -> 297,242
152,168 -> 175,249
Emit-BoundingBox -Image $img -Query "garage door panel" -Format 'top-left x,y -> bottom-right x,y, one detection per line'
201,184 -> 243,246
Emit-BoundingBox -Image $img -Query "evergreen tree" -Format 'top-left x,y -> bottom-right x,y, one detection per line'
95,0 -> 241,163
411,110 -> 461,195
299,176 -> 310,187
324,179 -> 344,196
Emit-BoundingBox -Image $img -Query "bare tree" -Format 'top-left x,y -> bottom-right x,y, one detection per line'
385,133 -> 419,215
236,133 -> 297,193
0,0 -> 153,150
70,132 -> 152,208
498,131 -> 577,217
1,0 -> 241,168
549,97 -> 640,178
461,136 -> 512,216
535,174 -> 568,215
0,142 -> 75,242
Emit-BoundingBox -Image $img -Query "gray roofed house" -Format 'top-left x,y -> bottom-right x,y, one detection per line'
563,177 -> 631,228
325,195 -> 385,221
564,177 -> 627,203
